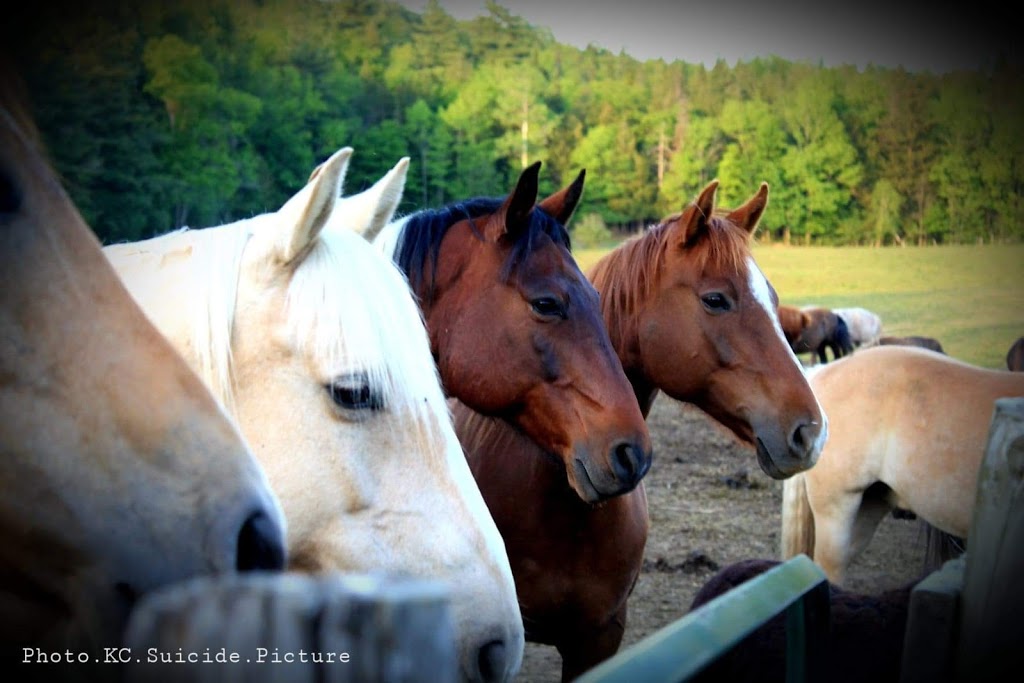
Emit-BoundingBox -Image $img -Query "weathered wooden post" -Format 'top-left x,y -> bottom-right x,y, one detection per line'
953,397 -> 1024,683
123,572 -> 457,683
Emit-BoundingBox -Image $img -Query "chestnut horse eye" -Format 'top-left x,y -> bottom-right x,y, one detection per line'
531,297 -> 566,319
326,376 -> 384,411
701,292 -> 732,313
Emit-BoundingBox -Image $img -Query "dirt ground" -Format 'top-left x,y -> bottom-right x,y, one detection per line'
517,394 -> 930,682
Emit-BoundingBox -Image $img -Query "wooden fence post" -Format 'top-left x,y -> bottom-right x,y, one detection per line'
122,572 -> 457,683
953,397 -> 1024,683
899,556 -> 965,683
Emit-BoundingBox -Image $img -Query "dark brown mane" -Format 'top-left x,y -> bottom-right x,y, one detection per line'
588,209 -> 752,354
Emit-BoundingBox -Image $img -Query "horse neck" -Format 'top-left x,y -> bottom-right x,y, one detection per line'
589,230 -> 668,417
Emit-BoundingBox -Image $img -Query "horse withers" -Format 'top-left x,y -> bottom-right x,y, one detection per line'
454,180 -> 827,681
1,69 -> 285,674
781,345 -> 1024,585
106,149 -> 523,683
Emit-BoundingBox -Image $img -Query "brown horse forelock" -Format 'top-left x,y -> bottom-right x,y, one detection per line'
395,197 -> 572,308
589,211 -> 752,360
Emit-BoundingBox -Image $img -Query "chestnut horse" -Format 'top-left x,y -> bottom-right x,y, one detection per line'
1,70 -> 285,674
453,180 -> 828,680
375,162 -> 651,502
781,345 -> 1024,585
777,304 -> 811,348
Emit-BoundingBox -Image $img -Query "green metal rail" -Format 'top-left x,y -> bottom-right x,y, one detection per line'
575,554 -> 830,683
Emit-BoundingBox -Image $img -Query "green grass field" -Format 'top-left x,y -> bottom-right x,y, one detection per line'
575,244 -> 1024,369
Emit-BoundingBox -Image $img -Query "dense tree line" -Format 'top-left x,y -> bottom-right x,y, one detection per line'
8,0 -> 1023,245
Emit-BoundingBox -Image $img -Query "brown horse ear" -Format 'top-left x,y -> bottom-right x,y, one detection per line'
489,161 -> 541,242
537,169 -> 586,225
677,179 -> 719,247
727,182 -> 769,236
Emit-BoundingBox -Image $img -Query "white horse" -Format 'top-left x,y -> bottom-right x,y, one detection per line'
1,74 -> 285,669
105,149 -> 523,682
833,306 -> 883,348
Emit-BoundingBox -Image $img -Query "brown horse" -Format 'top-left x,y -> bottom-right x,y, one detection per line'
879,335 -> 945,354
375,162 -> 651,502
782,346 -> 1024,585
792,306 -> 854,364
1,65 -> 285,675
689,559 -> 912,683
777,304 -> 811,347
453,180 -> 828,680
1007,336 -> 1024,371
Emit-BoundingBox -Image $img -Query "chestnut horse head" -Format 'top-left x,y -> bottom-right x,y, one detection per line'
375,163 -> 652,502
589,180 -> 827,479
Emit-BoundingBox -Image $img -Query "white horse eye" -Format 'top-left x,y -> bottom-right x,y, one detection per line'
326,376 -> 384,411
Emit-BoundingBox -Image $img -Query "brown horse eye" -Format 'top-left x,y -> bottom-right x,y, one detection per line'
701,292 -> 732,313
531,297 -> 566,318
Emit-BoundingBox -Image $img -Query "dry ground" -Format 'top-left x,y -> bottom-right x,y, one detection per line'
516,394 -> 930,682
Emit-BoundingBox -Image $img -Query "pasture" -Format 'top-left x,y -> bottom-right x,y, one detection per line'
576,243 -> 1024,369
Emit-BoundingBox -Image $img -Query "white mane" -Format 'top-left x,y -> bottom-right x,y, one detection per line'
189,213 -> 448,437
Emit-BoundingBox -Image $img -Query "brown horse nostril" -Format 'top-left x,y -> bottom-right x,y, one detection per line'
476,639 -> 507,683
236,511 -> 286,572
789,421 -> 818,458
611,442 -> 650,487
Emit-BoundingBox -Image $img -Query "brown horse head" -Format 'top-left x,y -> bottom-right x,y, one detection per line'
589,180 -> 827,479
378,163 -> 651,502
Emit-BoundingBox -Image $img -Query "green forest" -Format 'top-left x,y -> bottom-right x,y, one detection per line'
9,0 -> 1024,246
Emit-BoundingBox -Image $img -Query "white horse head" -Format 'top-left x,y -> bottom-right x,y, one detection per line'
105,149 -> 523,682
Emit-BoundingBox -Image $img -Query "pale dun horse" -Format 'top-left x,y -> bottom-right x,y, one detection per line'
782,345 -> 1024,585
1,70 -> 285,677
104,148 -> 522,682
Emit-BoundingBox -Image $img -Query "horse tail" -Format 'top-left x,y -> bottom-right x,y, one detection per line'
780,473 -> 815,560
921,521 -> 965,575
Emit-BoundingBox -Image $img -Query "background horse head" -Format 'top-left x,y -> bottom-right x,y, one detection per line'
375,162 -> 651,502
0,72 -> 285,664
794,306 -> 854,364
589,180 -> 827,479
105,149 -> 523,683
777,304 -> 811,347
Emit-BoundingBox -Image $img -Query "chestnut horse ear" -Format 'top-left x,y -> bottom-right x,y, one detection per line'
678,179 -> 719,247
490,161 -> 541,242
537,169 -> 586,226
727,182 -> 769,236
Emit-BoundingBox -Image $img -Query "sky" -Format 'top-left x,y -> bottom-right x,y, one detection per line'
396,0 -> 1017,73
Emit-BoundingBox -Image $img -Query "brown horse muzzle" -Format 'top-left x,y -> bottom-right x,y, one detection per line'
568,438 -> 653,502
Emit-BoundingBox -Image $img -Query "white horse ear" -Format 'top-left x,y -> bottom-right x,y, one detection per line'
334,157 -> 410,242
272,146 -> 352,265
